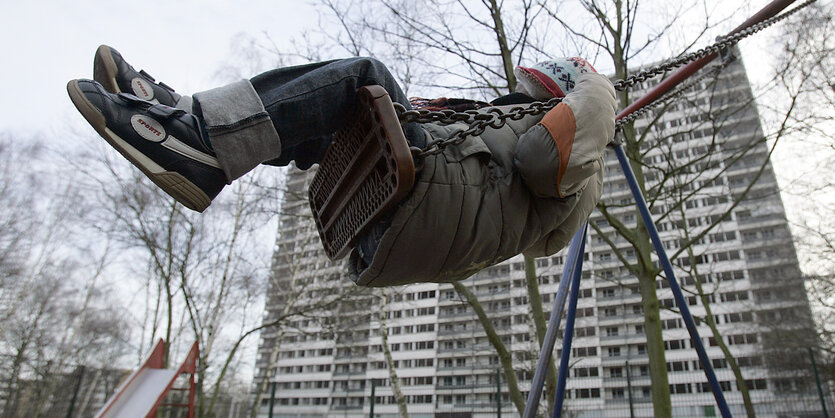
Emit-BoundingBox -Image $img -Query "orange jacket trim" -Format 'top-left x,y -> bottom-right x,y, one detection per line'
538,102 -> 576,198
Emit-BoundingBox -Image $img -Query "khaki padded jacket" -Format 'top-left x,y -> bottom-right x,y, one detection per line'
349,73 -> 617,287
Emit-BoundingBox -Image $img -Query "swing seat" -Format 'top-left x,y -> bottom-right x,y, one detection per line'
308,85 -> 416,260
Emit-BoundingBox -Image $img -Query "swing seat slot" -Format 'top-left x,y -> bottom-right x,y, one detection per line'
308,85 -> 416,260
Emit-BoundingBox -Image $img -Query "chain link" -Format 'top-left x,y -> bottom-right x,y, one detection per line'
612,0 -> 815,91
614,64 -> 725,132
396,0 -> 815,158
394,97 -> 562,157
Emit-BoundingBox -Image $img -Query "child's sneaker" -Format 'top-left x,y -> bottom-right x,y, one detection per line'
67,79 -> 226,212
93,44 -> 183,107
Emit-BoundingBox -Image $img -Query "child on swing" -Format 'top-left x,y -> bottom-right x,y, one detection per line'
68,45 -> 616,287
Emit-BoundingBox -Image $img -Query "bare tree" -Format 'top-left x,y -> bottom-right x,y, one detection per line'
242,170 -> 373,417
452,281 -> 527,412
69,134 -> 293,417
540,0 -> 833,413
767,0 -> 835,383
378,289 -> 410,417
0,136 -> 130,418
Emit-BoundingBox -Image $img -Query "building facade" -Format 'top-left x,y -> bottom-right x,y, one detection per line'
252,56 -> 822,417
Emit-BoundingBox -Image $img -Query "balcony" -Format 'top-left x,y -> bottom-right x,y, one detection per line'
599,332 -> 646,344
438,310 -> 475,319
474,288 -> 511,298
603,395 -> 653,404
437,344 -> 494,353
437,328 -> 474,337
334,351 -> 369,360
437,362 -> 498,371
438,402 -> 511,409
331,404 -> 363,411
601,375 -> 651,387
435,382 -> 497,390
334,337 -> 369,346
332,386 -> 367,393
601,355 -> 650,365
597,313 -> 645,324
597,293 -> 642,305
333,369 -> 367,376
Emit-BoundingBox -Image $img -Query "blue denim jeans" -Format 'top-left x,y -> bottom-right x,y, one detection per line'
193,57 -> 423,265
252,57 -> 423,168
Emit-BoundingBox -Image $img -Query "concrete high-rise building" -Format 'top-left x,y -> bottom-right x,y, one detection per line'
252,55 -> 821,417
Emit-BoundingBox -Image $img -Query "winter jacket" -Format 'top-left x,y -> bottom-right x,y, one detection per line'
348,72 -> 618,286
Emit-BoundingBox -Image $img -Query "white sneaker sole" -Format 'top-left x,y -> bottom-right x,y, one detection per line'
67,79 -> 211,212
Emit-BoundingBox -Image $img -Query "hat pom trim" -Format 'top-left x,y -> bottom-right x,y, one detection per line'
517,67 -> 566,99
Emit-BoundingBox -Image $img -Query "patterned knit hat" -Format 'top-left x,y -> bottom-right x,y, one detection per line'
514,57 -> 597,100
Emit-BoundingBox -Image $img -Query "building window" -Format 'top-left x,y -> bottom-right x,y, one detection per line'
576,388 -> 601,398
670,383 -> 693,394
574,347 -> 597,357
574,367 -> 599,377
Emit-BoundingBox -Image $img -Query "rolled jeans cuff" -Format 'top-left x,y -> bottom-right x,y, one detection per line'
193,80 -> 282,182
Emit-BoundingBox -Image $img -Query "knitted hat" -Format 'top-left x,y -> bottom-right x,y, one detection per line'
514,57 -> 597,100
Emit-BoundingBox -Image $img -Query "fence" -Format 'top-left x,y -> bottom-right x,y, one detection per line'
256,348 -> 834,418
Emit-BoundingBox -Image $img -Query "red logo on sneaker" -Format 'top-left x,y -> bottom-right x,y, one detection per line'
131,78 -> 154,100
130,115 -> 166,143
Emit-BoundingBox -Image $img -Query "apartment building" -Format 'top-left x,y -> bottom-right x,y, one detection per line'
252,55 -> 821,417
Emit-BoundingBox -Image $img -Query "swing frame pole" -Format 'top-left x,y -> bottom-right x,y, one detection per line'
521,225 -> 588,418
553,224 -> 588,418
521,1 -> 803,415
604,2 -> 804,416
613,145 -> 731,417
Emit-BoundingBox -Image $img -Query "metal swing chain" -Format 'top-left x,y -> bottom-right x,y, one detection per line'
393,97 -> 562,157
395,0 -> 816,159
614,64 -> 725,132
612,0 -> 816,91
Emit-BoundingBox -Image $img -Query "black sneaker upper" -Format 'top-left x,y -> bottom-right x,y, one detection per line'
76,79 -> 226,200
94,45 -> 182,107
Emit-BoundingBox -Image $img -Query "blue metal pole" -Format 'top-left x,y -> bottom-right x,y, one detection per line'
553,224 -> 588,418
522,225 -> 588,418
613,144 -> 732,417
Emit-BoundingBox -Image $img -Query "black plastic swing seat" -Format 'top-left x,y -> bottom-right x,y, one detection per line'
308,85 -> 416,260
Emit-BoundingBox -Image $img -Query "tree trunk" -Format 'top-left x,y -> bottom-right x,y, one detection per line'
637,264 -> 671,416
163,279 -> 173,369
487,0 -> 517,92
631,154 -> 672,415
379,290 -> 409,418
249,329 -> 285,418
524,255 -> 558,415
452,281 -> 526,414
700,295 -> 754,417
76,367 -> 103,418
3,348 -> 26,418
615,31 -> 673,410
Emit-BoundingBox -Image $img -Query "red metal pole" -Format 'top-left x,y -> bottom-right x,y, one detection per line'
186,342 -> 198,418
616,0 -> 798,121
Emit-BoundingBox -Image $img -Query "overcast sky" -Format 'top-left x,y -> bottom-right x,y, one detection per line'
1,0 -> 785,137
1,0 -> 319,137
